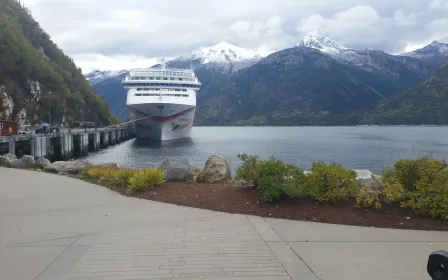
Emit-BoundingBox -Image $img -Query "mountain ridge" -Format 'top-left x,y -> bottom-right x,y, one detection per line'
0,0 -> 115,126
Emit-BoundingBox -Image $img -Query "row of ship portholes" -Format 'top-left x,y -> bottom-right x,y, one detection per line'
134,93 -> 190,97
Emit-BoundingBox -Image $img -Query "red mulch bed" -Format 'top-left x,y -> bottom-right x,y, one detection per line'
130,181 -> 448,231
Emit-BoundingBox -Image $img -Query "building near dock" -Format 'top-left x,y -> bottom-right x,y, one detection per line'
0,120 -> 18,136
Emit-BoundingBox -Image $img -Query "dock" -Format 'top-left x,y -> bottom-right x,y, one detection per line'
0,126 -> 135,161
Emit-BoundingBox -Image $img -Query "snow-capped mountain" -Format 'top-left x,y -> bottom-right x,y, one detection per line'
296,31 -> 427,75
297,30 -> 347,54
85,70 -> 128,86
170,41 -> 268,72
179,41 -> 264,63
402,41 -> 448,58
400,41 -> 448,69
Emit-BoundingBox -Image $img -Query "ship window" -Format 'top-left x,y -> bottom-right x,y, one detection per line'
156,77 -> 160,80
182,94 -> 189,97
179,78 -> 183,81
163,77 -> 168,80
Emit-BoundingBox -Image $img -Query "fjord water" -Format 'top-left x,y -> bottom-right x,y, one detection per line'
85,126 -> 448,174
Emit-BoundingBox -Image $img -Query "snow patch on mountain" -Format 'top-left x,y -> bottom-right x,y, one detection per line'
179,41 -> 265,63
297,30 -> 348,54
85,70 -> 128,86
401,41 -> 448,58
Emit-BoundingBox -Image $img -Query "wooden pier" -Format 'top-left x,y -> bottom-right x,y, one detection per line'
0,126 -> 135,161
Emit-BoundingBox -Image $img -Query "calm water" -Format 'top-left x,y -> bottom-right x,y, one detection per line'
85,127 -> 448,174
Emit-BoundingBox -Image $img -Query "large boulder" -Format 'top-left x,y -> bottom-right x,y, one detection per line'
354,169 -> 381,191
36,157 -> 51,169
197,155 -> 231,183
3,154 -> 17,161
9,159 -> 23,168
20,155 -> 35,168
0,156 -> 10,167
45,160 -> 89,174
159,157 -> 194,181
0,154 -> 17,167
189,164 -> 201,182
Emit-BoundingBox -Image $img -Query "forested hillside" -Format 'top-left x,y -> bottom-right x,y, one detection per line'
0,0 -> 115,125
360,64 -> 448,125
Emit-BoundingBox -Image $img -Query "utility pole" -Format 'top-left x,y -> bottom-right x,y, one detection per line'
81,100 -> 85,122
48,91 -> 51,125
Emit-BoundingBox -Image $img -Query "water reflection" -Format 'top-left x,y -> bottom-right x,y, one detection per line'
132,138 -> 195,148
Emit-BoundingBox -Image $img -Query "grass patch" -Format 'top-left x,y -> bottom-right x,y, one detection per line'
81,166 -> 166,195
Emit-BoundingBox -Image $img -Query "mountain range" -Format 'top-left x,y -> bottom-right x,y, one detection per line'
86,31 -> 448,125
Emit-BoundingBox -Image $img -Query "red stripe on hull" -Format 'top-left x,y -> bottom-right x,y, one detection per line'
133,106 -> 195,123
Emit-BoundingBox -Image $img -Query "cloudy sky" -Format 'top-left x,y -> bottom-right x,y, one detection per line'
22,0 -> 448,73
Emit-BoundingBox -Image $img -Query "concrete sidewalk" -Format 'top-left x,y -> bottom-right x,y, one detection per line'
0,168 -> 446,280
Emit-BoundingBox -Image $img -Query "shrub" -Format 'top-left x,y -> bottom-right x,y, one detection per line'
394,157 -> 446,191
402,169 -> 448,220
236,154 -> 308,203
305,162 -> 358,204
87,167 -> 112,180
256,157 -> 299,203
356,178 -> 404,209
356,183 -> 382,209
236,154 -> 261,186
126,168 -> 166,194
381,177 -> 405,203
110,169 -> 136,188
381,166 -> 396,182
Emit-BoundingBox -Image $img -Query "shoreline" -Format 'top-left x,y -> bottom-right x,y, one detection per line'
1,153 -> 447,231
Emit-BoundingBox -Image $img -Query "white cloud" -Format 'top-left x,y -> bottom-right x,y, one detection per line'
73,54 -> 160,74
19,0 -> 448,70
429,0 -> 448,10
394,9 -> 417,27
428,18 -> 448,40
404,43 -> 426,52
297,6 -> 383,47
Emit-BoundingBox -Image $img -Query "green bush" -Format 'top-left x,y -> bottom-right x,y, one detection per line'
235,154 -> 308,203
305,162 -> 358,204
394,157 -> 446,191
236,153 -> 261,186
110,169 -> 136,188
126,168 -> 166,194
356,177 -> 405,209
401,166 -> 448,220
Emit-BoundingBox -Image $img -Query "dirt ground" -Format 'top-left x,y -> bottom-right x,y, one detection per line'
131,181 -> 448,231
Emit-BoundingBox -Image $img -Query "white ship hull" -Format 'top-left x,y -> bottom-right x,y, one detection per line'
123,67 -> 201,141
128,103 -> 195,141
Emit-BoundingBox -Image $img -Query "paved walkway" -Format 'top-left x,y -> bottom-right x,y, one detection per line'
0,168 -> 447,280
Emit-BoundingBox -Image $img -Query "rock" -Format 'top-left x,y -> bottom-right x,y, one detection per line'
20,155 -> 35,168
190,165 -> 201,182
159,157 -> 194,181
0,154 -> 17,167
9,159 -> 22,168
93,162 -> 119,169
191,165 -> 201,177
45,160 -> 89,174
354,169 -> 381,191
0,156 -> 10,167
231,179 -> 253,188
44,161 -> 67,173
4,154 -> 17,161
197,155 -> 231,183
36,157 -> 51,169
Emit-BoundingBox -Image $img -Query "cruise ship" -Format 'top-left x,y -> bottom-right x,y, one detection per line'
122,66 -> 201,140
